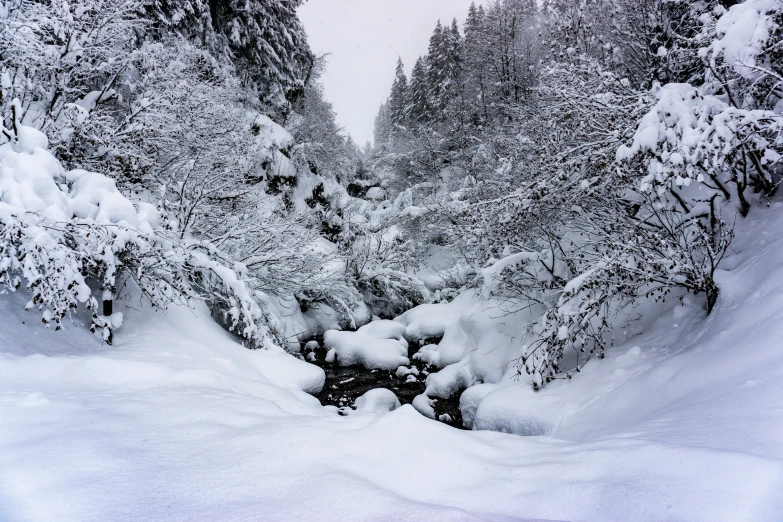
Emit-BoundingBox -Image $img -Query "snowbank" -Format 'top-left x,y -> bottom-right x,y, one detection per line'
3,200 -> 783,521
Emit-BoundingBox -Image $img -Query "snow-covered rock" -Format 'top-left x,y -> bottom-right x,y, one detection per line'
412,393 -> 436,419
356,319 -> 407,340
322,330 -> 409,370
351,388 -> 401,415
395,300 -> 462,342
321,318 -> 412,370
365,187 -> 385,200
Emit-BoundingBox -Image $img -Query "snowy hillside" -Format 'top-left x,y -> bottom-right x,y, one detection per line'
2,203 -> 783,520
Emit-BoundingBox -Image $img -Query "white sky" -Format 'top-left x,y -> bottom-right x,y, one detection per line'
298,0 -> 485,146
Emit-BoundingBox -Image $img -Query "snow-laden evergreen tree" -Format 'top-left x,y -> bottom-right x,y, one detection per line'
388,58 -> 410,128
463,3 -> 490,123
426,21 -> 449,116
373,102 -> 392,150
146,0 -> 314,111
407,57 -> 431,125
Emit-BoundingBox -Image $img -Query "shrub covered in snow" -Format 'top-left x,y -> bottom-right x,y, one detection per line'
0,112 -> 292,347
0,0 -> 368,349
369,0 -> 782,391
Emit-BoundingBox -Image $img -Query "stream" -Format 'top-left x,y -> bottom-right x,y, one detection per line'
301,334 -> 465,429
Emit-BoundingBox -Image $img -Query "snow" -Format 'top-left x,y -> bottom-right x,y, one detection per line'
323,329 -> 410,370
411,393 -> 437,419
2,189 -> 783,521
423,358 -> 475,399
395,298 -> 464,342
410,289 -> 533,381
15,124 -> 49,154
319,319 -> 412,370
1,122 -> 158,233
710,0 -> 782,75
396,365 -> 420,378
66,169 -> 154,230
365,186 -> 385,200
356,318 -> 407,339
347,388 -> 401,415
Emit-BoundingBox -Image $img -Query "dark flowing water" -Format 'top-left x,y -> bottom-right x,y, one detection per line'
301,335 -> 465,428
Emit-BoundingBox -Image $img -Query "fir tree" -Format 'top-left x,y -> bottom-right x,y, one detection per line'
426,20 -> 448,115
148,0 -> 314,110
388,58 -> 410,127
443,19 -> 464,118
373,102 -> 392,148
407,57 -> 430,125
463,3 -> 489,122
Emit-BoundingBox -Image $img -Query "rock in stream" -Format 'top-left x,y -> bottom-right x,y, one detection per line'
301,335 -> 465,428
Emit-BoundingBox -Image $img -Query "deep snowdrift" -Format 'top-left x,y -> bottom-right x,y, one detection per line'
2,205 -> 783,520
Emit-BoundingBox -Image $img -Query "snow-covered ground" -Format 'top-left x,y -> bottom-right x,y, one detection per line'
2,204 -> 783,521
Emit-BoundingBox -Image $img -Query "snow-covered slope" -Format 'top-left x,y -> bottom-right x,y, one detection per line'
2,205 -> 783,520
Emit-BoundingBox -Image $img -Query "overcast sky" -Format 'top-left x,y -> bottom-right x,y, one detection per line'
298,0 -> 485,146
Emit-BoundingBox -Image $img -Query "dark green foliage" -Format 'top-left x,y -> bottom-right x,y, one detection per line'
305,183 -> 329,209
407,57 -> 430,125
147,0 -> 313,109
267,173 -> 298,195
389,58 -> 409,127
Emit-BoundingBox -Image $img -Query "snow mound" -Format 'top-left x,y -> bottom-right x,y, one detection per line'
424,359 -> 475,399
348,388 -> 401,415
356,319 -> 407,339
395,299 -> 463,342
472,385 -> 558,436
412,393 -> 437,419
323,330 -> 409,370
14,122 -> 49,154
365,187 -> 386,200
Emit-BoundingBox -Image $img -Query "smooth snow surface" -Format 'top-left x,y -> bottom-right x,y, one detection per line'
3,205 -> 783,520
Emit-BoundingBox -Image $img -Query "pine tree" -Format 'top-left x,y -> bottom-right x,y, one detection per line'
424,19 -> 464,120
426,20 -> 449,116
407,57 -> 430,125
373,102 -> 392,148
388,58 -> 409,127
463,2 -> 489,122
148,0 -> 314,110
443,19 -> 464,118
